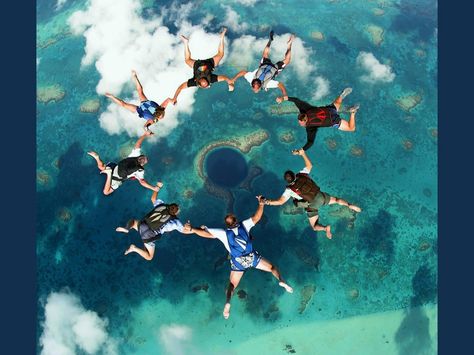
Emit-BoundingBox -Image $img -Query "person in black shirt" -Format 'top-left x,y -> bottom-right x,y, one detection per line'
278,88 -> 359,152
170,28 -> 234,104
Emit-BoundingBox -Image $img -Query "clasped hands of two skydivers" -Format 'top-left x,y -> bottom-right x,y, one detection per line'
183,195 -> 266,232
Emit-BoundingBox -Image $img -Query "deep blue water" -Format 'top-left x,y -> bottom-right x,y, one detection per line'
206,148 -> 248,187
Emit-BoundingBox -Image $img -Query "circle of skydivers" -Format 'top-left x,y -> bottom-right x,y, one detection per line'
88,28 -> 361,319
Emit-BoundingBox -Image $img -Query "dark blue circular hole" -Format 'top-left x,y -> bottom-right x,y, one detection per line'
205,148 -> 248,188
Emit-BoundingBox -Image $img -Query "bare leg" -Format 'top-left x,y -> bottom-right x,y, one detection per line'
124,243 -> 155,261
116,220 -> 138,234
282,34 -> 295,66
262,30 -> 274,59
333,96 -> 343,111
180,35 -> 195,68
212,27 -> 227,66
308,215 -> 332,239
87,151 -> 106,171
332,88 -> 353,111
255,258 -> 293,293
328,196 -> 362,213
102,169 -> 114,195
105,93 -> 138,113
223,271 -> 244,319
338,111 -> 356,132
132,70 -> 148,102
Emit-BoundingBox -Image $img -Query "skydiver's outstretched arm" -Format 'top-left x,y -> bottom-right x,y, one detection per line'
150,182 -> 163,204
134,130 -> 153,149
251,196 -> 266,224
170,81 -> 188,105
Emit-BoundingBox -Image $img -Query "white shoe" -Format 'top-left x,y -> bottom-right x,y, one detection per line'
340,87 -> 353,100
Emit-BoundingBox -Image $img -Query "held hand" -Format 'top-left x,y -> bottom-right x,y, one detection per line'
169,97 -> 177,105
184,221 -> 192,232
256,195 -> 266,205
276,96 -> 283,104
156,182 -> 163,188
292,148 -> 304,156
144,130 -> 154,137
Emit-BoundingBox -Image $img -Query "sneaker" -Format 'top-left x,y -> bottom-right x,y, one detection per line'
269,30 -> 274,41
348,103 -> 360,113
340,87 -> 353,100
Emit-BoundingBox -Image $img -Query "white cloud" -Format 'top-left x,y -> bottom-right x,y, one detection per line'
227,34 -> 316,82
39,291 -> 117,355
357,51 -> 395,83
159,324 -> 193,355
55,0 -> 67,11
221,5 -> 249,33
69,0 -> 227,138
234,0 -> 258,5
312,76 -> 330,100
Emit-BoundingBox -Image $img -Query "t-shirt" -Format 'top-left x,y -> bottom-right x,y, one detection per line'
282,167 -> 312,201
124,148 -> 145,180
207,218 -> 255,253
151,199 -> 184,234
244,70 -> 279,90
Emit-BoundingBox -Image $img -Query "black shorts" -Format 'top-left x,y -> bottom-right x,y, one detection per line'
195,57 -> 216,71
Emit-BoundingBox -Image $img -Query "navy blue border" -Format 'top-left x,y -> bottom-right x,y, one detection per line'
438,0 -> 473,353
0,0 -> 36,351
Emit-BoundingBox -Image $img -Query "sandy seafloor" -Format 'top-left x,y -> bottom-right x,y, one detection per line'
37,0 -> 438,354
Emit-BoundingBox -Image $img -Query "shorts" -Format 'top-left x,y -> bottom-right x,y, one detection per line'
323,104 -> 342,128
195,58 -> 215,71
105,162 -> 122,190
230,251 -> 262,272
136,100 -> 160,120
296,191 -> 331,217
261,57 -> 286,77
138,221 -> 161,248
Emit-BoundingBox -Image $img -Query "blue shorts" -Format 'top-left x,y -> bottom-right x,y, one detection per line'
136,100 -> 160,120
230,252 -> 262,272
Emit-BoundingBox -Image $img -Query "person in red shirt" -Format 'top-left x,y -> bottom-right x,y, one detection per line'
279,88 -> 360,152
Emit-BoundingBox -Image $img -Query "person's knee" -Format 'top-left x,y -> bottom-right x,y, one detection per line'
335,197 -> 348,205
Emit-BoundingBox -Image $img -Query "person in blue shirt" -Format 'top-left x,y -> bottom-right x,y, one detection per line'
105,70 -> 172,131
230,30 -> 294,102
184,196 -> 293,319
115,182 -> 192,261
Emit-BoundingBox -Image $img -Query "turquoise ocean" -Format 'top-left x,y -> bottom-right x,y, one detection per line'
37,0 -> 437,354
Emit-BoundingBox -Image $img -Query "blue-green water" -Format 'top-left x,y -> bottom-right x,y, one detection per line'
37,0 -> 437,354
